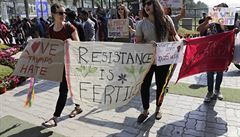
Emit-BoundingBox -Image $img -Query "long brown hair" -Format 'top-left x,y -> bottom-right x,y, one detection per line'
142,0 -> 168,42
117,4 -> 129,19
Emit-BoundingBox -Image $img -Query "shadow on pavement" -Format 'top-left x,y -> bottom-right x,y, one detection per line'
224,70 -> 240,77
157,100 -> 227,137
194,73 -> 208,85
77,109 -> 156,137
72,107 -> 155,136
114,82 -> 159,114
133,114 -> 156,137
0,115 -> 64,137
188,84 -> 207,89
7,126 -> 54,137
0,124 -> 20,136
69,93 -> 227,137
14,80 -> 59,97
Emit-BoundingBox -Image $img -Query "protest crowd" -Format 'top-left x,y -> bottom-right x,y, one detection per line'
1,0 -> 240,132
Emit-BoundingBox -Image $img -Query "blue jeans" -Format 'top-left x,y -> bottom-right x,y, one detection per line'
207,72 -> 223,92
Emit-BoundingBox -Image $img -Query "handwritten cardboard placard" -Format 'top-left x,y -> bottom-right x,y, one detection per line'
208,7 -> 236,25
13,38 -> 64,82
160,0 -> 182,8
66,42 -> 155,110
108,19 -> 129,38
156,41 -> 184,66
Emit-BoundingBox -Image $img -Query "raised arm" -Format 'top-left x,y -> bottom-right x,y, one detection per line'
175,6 -> 185,21
197,16 -> 211,33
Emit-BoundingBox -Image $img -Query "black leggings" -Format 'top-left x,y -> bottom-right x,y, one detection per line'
140,65 -> 170,110
53,68 -> 80,117
53,69 -> 68,117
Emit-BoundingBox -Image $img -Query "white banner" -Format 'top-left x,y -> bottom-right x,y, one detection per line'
107,19 -> 129,38
13,38 -> 64,82
160,0 -> 182,8
156,41 -> 184,66
66,42 -> 155,110
208,7 -> 236,25
233,33 -> 240,63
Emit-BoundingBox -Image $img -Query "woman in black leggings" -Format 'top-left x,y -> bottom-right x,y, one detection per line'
42,3 -> 82,128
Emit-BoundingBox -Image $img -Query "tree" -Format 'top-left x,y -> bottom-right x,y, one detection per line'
184,0 -> 208,18
185,0 -> 196,9
196,1 -> 208,17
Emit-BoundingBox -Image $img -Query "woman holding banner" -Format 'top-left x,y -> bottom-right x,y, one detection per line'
135,0 -> 179,123
42,3 -> 82,128
197,3 -> 230,103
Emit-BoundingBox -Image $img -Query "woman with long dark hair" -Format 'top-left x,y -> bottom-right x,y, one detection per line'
117,4 -> 129,19
135,0 -> 179,123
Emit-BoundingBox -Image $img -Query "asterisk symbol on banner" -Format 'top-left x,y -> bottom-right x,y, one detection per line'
118,73 -> 127,84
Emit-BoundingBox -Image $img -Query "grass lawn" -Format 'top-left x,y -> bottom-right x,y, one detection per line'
0,65 -> 13,80
168,82 -> 240,103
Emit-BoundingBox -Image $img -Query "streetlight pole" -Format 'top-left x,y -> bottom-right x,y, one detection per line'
13,0 -> 16,18
24,0 -> 29,18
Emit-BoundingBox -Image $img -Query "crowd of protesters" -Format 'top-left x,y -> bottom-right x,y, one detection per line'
0,16 -> 50,46
0,3 -> 157,45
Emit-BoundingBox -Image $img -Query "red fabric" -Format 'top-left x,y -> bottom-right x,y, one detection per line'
176,30 -> 235,82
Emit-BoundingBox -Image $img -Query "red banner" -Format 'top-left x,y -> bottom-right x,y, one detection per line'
177,30 -> 235,82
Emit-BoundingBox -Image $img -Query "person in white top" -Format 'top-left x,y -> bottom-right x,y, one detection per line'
135,0 -> 179,123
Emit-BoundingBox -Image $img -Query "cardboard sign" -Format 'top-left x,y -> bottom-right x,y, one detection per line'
156,41 -> 184,66
13,38 -> 64,82
108,19 -> 129,38
65,42 -> 155,110
208,7 -> 236,25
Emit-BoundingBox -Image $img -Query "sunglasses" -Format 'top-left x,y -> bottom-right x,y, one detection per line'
56,12 -> 66,15
144,1 -> 153,6
118,8 -> 124,11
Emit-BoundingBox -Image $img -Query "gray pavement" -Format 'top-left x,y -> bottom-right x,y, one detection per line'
0,64 -> 240,137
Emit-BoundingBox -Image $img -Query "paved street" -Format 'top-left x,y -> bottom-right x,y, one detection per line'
0,64 -> 240,137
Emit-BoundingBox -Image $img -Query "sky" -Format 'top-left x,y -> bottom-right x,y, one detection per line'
193,0 -> 240,8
